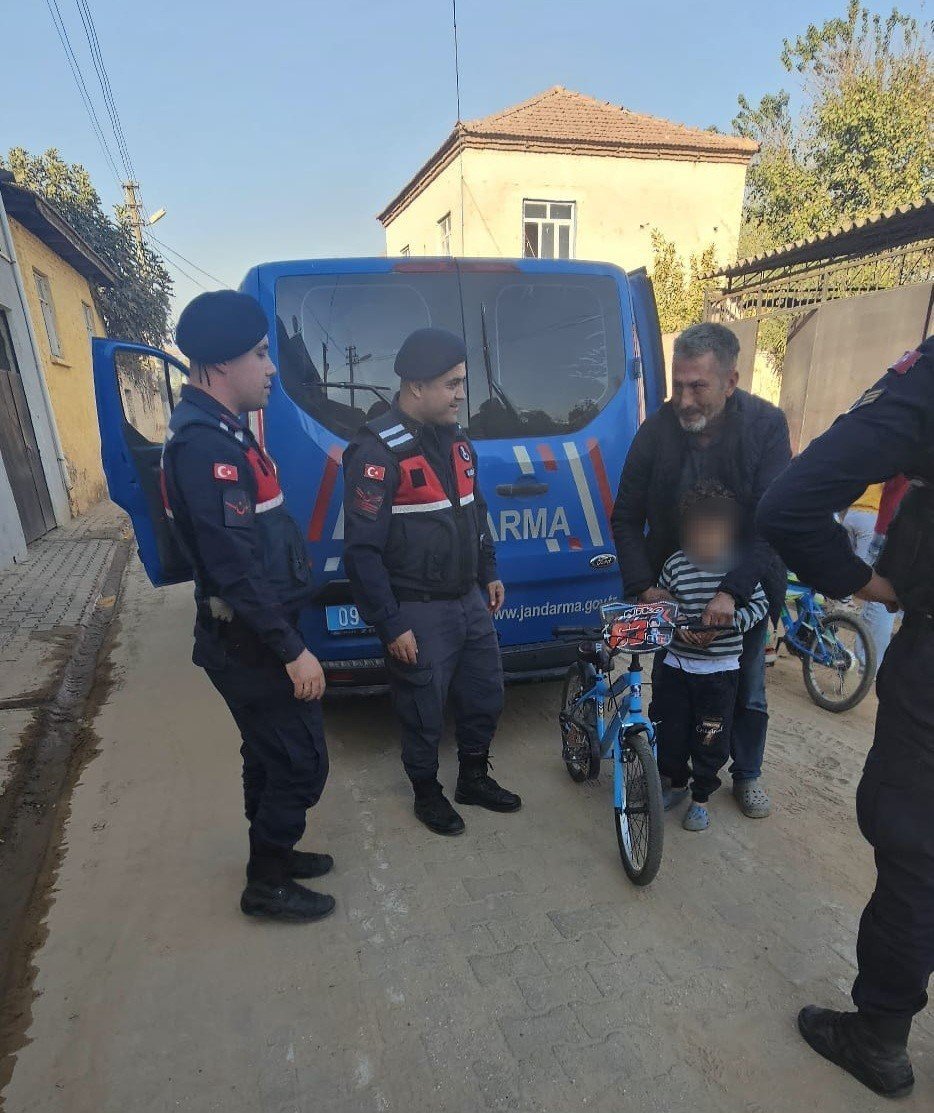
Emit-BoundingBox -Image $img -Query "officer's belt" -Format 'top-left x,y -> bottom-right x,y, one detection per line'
395,587 -> 472,603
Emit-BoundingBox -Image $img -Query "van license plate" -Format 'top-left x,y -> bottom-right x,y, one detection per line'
325,604 -> 372,635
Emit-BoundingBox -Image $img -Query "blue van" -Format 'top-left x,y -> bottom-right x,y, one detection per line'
93,257 -> 665,690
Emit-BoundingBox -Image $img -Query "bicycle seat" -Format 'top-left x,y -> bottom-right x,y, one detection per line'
577,640 -> 612,671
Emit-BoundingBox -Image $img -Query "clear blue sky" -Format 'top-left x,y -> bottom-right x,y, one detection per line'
5,0 -> 926,320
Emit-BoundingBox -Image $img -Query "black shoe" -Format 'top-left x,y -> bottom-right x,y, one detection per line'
412,779 -> 465,835
797,1006 -> 914,1098
287,850 -> 334,879
240,878 -> 336,923
455,755 -> 522,812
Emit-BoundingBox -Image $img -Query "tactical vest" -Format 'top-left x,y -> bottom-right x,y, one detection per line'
873,348 -> 934,615
366,411 -> 481,597
162,398 -> 315,615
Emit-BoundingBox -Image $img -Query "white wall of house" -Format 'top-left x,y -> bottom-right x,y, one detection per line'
383,147 -> 748,272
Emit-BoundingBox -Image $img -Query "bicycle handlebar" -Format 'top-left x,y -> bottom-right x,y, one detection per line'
550,618 -> 735,641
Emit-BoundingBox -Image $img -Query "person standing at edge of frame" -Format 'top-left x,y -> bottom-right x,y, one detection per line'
342,327 -> 521,835
758,335 -> 934,1100
165,290 -> 333,924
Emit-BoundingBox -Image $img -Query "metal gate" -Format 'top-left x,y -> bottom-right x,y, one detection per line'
0,309 -> 55,542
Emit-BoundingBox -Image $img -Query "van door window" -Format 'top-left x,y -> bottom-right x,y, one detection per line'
114,350 -> 184,445
460,273 -> 625,439
275,273 -> 462,439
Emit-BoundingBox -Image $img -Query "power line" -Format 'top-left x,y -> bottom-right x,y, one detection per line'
144,230 -> 227,287
452,0 -> 462,122
74,0 -> 137,184
42,0 -> 122,188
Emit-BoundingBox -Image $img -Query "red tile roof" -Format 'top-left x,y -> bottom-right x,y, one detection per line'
379,86 -> 757,226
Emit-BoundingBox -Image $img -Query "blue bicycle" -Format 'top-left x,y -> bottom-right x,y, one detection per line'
554,601 -> 719,886
780,579 -> 876,713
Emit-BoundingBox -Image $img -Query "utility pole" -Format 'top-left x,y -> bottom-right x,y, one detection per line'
123,180 -> 144,248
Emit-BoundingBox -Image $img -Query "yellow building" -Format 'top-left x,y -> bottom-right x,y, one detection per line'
1,178 -> 116,514
379,86 -> 757,272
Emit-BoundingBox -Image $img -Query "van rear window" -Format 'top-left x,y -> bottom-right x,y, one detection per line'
275,270 -> 625,440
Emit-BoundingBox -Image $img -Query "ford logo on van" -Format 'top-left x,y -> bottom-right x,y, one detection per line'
590,553 -> 617,569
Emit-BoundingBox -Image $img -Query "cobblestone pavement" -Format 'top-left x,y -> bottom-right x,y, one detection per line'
0,503 -> 128,784
3,560 -> 931,1112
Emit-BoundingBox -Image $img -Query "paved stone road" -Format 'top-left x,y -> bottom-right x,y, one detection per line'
3,557 -> 931,1112
0,503 -> 127,788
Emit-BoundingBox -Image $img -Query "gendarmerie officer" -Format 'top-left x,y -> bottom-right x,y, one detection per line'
757,335 -> 934,1099
342,328 -> 521,835
166,290 -> 333,923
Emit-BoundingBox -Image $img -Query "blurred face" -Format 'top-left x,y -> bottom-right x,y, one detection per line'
405,363 -> 467,425
223,336 -> 276,413
683,514 -> 735,568
671,352 -> 737,434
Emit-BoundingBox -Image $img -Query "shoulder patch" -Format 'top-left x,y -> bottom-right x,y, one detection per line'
363,464 -> 386,482
891,350 -> 922,375
214,462 -> 239,482
222,488 -> 254,529
847,387 -> 884,413
352,485 -> 385,520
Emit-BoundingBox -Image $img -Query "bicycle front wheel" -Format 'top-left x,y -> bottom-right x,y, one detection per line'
614,730 -> 664,886
802,610 -> 876,713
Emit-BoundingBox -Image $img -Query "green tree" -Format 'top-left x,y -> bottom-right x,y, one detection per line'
2,147 -> 172,346
735,1 -> 933,254
649,230 -> 718,333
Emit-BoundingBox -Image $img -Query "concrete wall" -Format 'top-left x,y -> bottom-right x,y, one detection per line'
781,282 -> 933,453
661,318 -> 758,398
384,147 -> 749,272
0,202 -> 69,566
9,219 -> 108,514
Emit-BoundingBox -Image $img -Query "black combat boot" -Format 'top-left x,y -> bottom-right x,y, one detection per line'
797,1006 -> 914,1098
455,754 -> 522,812
242,841 -> 336,923
286,850 -> 334,879
412,778 -> 465,835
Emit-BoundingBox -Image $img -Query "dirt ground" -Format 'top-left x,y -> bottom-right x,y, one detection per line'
2,557 -> 931,1112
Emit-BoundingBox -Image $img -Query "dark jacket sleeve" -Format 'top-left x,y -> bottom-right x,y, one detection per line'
756,369 -> 930,599
610,418 -> 658,598
473,449 -> 498,586
718,404 -> 792,606
342,437 -> 410,645
167,431 -> 306,664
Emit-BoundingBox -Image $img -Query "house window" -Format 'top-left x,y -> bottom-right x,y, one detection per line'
523,200 -> 575,259
400,245 -> 410,257
33,270 -> 62,357
82,302 -> 96,346
438,213 -> 452,256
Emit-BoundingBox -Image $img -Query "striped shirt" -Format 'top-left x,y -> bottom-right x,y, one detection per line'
658,550 -> 769,666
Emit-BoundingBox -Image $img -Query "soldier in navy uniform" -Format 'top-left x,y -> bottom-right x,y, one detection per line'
758,336 -> 934,1099
165,290 -> 333,923
343,328 -> 521,835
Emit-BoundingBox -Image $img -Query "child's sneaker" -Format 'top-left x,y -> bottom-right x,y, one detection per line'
683,803 -> 709,831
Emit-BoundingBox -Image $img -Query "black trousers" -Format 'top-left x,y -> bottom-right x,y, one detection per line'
386,585 -> 504,783
851,618 -> 934,1023
651,660 -> 740,803
205,652 -> 329,852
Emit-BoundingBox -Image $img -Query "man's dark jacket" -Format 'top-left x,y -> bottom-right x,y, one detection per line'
610,388 -> 791,619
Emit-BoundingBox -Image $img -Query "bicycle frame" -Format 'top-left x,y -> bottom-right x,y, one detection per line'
571,653 -> 655,851
781,585 -> 845,667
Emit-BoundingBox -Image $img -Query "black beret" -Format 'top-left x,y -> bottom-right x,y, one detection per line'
394,327 -> 467,381
175,290 -> 269,365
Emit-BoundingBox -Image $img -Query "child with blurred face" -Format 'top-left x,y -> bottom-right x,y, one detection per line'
649,482 -> 769,832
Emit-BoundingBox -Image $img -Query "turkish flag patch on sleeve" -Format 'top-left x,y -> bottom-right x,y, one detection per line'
214,462 -> 239,482
363,464 -> 385,481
